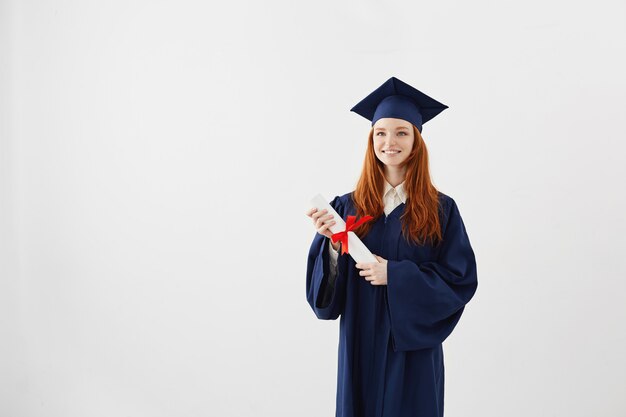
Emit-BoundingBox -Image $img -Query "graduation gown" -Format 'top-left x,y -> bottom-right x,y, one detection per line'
306,191 -> 478,417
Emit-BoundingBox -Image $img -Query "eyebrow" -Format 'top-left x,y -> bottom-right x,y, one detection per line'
374,126 -> 410,131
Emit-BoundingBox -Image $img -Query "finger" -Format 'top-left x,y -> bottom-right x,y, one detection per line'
313,214 -> 332,226
316,215 -> 335,229
316,215 -> 336,229
306,207 -> 317,217
314,215 -> 325,227
319,220 -> 336,232
311,209 -> 328,220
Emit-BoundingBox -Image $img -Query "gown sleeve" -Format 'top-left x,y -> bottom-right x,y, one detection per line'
326,240 -> 339,297
386,197 -> 478,351
306,195 -> 349,320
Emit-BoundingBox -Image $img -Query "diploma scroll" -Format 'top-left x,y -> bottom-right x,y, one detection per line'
310,194 -> 379,264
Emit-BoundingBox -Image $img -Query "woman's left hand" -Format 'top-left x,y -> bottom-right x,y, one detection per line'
355,255 -> 388,286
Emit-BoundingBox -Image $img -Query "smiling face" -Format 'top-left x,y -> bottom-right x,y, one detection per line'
372,118 -> 415,170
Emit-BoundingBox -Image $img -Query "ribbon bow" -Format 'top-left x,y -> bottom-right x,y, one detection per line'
331,215 -> 374,255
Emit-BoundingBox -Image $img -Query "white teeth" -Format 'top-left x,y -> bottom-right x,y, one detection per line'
384,150 -> 400,153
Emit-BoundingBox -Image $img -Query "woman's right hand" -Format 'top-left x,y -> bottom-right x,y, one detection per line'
306,207 -> 341,251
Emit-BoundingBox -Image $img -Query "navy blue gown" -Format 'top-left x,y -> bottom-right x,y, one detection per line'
306,191 -> 478,417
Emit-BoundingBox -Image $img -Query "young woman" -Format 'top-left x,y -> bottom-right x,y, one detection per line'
305,76 -> 478,417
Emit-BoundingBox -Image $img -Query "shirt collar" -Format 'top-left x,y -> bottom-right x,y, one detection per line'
383,179 -> 407,203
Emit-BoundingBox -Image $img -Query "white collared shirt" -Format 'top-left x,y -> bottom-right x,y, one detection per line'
327,180 -> 406,279
382,179 -> 407,215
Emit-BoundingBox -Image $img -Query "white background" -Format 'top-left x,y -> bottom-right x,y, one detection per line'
1,0 -> 625,416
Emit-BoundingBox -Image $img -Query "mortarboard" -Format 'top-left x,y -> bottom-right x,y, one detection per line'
350,76 -> 448,133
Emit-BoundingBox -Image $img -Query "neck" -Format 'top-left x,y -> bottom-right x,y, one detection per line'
384,166 -> 406,188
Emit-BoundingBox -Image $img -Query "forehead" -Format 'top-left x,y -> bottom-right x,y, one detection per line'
373,117 -> 412,129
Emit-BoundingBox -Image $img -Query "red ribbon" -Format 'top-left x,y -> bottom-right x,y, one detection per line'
331,215 -> 374,255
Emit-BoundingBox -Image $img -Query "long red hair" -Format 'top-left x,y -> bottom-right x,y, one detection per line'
350,124 -> 443,247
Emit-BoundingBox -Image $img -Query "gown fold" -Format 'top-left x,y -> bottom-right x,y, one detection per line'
386,198 -> 478,351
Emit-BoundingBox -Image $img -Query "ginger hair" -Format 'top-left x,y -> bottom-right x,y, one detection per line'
350,124 -> 443,246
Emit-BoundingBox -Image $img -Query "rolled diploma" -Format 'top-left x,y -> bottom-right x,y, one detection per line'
310,193 -> 379,264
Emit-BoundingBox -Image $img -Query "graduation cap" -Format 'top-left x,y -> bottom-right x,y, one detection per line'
350,76 -> 448,133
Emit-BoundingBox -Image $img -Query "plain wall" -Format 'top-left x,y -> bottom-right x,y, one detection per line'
1,0 -> 625,416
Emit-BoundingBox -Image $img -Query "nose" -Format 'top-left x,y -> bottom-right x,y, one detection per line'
384,136 -> 397,147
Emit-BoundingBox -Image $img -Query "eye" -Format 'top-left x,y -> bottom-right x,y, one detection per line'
376,132 -> 385,136
398,131 -> 407,136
